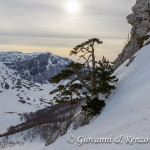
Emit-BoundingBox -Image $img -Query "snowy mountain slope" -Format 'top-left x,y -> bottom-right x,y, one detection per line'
3,41 -> 150,150
1,46 -> 150,149
0,62 -> 55,134
39,43 -> 150,149
0,51 -> 72,135
0,52 -> 71,83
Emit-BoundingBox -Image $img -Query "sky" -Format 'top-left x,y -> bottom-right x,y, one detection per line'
0,0 -> 136,61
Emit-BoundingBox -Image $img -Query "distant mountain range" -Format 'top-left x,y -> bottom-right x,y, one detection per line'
0,51 -> 71,83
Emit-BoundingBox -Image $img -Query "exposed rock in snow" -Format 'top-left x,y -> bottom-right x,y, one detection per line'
45,111 -> 92,146
45,120 -> 72,146
73,112 -> 92,130
45,130 -> 60,146
60,120 -> 72,136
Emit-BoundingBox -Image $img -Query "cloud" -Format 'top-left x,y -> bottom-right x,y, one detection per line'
0,0 -> 136,59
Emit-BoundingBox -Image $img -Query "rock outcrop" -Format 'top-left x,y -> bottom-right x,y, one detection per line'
114,0 -> 150,69
45,119 -> 72,146
45,130 -> 60,146
73,112 -> 92,130
45,111 -> 92,146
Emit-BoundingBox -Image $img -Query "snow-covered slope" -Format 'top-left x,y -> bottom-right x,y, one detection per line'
3,40 -> 150,150
0,51 -> 72,135
1,44 -> 150,149
41,43 -> 150,149
0,62 -> 55,134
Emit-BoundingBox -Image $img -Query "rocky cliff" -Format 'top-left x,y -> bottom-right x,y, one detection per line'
114,0 -> 150,69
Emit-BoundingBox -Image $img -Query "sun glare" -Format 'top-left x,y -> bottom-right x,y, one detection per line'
65,0 -> 80,14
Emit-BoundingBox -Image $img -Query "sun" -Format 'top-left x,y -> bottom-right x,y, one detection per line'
65,0 -> 80,14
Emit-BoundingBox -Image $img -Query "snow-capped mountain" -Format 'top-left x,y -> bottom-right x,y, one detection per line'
0,51 -> 79,149
0,51 -> 72,139
0,51 -> 71,83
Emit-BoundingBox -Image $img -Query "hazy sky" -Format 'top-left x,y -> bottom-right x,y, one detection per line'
0,0 -> 136,61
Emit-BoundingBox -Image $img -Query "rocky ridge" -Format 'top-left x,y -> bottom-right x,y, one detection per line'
0,52 -> 71,83
114,0 -> 150,69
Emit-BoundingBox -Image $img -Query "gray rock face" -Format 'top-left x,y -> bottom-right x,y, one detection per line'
60,120 -> 72,136
45,130 -> 60,146
45,120 -> 72,146
0,52 -> 71,83
114,0 -> 150,69
45,111 -> 92,146
73,112 -> 92,130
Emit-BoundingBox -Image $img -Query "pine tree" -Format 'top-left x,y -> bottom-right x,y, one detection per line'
82,56 -> 118,116
93,56 -> 118,98
49,62 -> 86,119
49,38 -> 118,117
82,97 -> 105,116
49,62 -> 86,104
